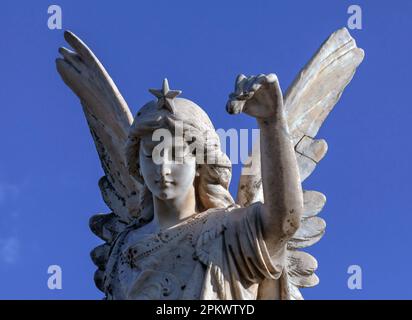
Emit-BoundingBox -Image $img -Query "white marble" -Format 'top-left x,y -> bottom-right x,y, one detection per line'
56,28 -> 364,300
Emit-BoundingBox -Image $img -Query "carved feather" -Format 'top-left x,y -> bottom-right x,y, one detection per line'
288,217 -> 326,250
89,212 -> 128,243
287,282 -> 304,300
303,190 -> 326,218
287,251 -> 319,288
90,244 -> 111,270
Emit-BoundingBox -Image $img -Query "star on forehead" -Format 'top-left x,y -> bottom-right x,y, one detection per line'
149,78 -> 182,113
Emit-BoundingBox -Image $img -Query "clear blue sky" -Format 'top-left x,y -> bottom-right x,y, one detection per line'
0,0 -> 411,299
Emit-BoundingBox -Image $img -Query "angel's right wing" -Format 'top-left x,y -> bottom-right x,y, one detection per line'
56,31 -> 143,292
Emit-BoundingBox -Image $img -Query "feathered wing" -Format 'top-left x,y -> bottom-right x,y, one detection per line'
236,28 -> 364,299
56,31 -> 142,292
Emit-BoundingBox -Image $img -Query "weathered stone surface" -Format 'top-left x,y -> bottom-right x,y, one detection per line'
303,190 -> 327,217
56,27 -> 363,300
287,251 -> 319,288
288,216 -> 326,250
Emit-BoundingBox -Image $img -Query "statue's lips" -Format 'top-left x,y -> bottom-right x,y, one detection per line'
156,180 -> 175,187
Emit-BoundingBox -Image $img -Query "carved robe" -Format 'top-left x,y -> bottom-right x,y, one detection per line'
103,202 -> 288,300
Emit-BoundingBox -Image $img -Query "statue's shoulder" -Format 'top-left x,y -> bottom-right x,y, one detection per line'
194,204 -> 252,258
195,202 -> 264,254
197,202 -> 262,239
198,203 -> 242,229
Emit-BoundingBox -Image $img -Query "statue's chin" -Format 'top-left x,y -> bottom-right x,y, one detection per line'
155,190 -> 175,200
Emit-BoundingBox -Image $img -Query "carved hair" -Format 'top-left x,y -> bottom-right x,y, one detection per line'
125,98 -> 235,222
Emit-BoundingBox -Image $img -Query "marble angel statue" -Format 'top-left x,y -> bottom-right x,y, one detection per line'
56,28 -> 363,300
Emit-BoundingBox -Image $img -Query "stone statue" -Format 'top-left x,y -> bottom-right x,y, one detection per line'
56,28 -> 364,300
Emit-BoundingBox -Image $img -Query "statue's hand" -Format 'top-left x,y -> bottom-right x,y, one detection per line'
226,74 -> 283,119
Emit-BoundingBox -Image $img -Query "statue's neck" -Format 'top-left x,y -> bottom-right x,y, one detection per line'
152,185 -> 197,230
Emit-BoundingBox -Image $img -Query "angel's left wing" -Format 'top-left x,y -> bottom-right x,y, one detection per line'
56,31 -> 143,292
236,28 -> 364,299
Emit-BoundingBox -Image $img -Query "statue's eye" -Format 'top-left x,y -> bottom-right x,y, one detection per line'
142,145 -> 154,158
144,152 -> 152,158
171,145 -> 190,162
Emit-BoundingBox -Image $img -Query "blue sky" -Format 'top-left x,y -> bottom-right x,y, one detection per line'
0,0 -> 411,299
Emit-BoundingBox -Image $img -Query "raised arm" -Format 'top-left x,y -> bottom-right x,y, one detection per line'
226,74 -> 303,254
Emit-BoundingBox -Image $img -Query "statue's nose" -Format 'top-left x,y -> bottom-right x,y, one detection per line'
158,162 -> 171,176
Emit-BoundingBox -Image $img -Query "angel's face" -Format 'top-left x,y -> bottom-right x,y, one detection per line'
139,134 -> 197,200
